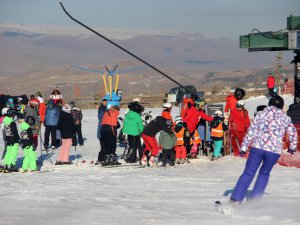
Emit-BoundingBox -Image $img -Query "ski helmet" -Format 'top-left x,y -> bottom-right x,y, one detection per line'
163,102 -> 172,111
234,88 -> 245,100
214,110 -> 223,117
25,116 -> 35,126
236,100 -> 245,108
175,116 -> 183,125
268,95 -> 284,109
1,107 -> 13,116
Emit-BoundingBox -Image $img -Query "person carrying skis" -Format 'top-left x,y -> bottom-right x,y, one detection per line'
229,100 -> 250,157
230,95 -> 298,203
70,101 -> 84,146
55,104 -> 75,165
174,117 -> 190,164
122,101 -> 144,164
141,112 -> 174,167
19,119 -> 37,172
210,110 -> 227,161
1,107 -> 20,172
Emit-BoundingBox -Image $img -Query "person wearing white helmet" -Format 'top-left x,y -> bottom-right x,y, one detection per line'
229,99 -> 250,157
210,110 -> 228,161
0,107 -> 20,172
161,102 -> 173,124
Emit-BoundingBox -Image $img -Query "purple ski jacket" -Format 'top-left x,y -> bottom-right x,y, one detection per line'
241,106 -> 298,154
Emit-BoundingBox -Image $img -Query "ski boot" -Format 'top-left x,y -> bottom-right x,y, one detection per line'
148,156 -> 158,167
109,154 -> 121,165
140,155 -> 148,167
169,161 -> 175,167
175,159 -> 181,164
0,165 -> 4,173
9,165 -> 19,172
161,161 -> 167,167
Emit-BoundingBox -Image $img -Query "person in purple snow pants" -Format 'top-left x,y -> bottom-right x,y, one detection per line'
230,95 -> 298,203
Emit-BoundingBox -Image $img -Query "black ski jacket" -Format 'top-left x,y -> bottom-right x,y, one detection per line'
287,103 -> 300,124
57,111 -> 75,139
142,116 -> 173,137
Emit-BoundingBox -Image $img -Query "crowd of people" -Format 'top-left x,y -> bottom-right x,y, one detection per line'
0,88 -> 83,172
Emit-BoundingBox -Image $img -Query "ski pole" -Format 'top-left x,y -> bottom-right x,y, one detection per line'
74,146 -> 79,166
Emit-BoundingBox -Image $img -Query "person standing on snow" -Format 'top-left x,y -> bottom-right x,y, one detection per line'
230,95 -> 298,203
174,117 -> 191,164
96,98 -> 108,163
267,73 -> 275,98
43,100 -> 60,150
25,99 -> 40,150
56,104 -> 75,165
19,120 -> 37,172
210,110 -> 228,161
70,101 -> 84,146
0,108 -> 20,172
228,100 -> 250,157
122,101 -> 144,164
141,112 -> 174,167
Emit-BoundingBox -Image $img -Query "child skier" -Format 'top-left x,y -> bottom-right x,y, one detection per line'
19,119 -> 37,172
174,117 -> 190,164
1,107 -> 20,172
210,110 -> 227,161
159,120 -> 177,167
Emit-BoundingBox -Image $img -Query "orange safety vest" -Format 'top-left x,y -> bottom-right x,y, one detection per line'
175,127 -> 185,146
191,130 -> 201,145
211,122 -> 224,138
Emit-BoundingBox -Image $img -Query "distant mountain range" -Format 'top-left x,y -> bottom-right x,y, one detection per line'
0,23 -> 294,98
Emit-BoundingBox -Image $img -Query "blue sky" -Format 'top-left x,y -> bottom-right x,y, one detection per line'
0,0 -> 299,40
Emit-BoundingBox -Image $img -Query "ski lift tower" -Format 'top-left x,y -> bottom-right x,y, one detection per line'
240,15 -> 300,104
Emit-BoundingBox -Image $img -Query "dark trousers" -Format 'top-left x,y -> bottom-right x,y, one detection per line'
72,124 -> 83,146
44,125 -> 57,148
231,147 -> 280,202
126,135 -> 142,163
268,88 -> 274,97
161,148 -> 176,163
97,129 -> 116,162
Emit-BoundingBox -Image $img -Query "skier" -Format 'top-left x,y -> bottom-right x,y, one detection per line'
16,97 -> 26,120
230,95 -> 298,203
1,107 -> 20,172
267,73 -> 275,98
228,100 -> 250,157
55,104 -> 75,165
36,91 -> 46,123
224,88 -> 245,113
141,113 -> 174,167
161,102 -> 174,124
159,120 -> 177,167
19,119 -> 37,172
97,105 -> 121,166
25,99 -> 41,150
174,117 -> 190,164
182,99 -> 201,158
96,97 -> 108,164
43,100 -> 60,150
122,101 -> 144,164
210,110 -> 227,161
70,101 -> 84,146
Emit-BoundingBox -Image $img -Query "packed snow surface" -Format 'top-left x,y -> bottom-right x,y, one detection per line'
0,95 -> 299,225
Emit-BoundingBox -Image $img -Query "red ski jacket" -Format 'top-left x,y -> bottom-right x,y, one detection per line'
267,75 -> 275,88
229,108 -> 250,132
182,106 -> 200,133
225,94 -> 238,113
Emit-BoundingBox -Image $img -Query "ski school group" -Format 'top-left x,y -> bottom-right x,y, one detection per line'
0,87 -> 83,173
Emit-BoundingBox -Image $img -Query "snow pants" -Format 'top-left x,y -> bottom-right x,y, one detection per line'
174,145 -> 187,159
126,135 -> 142,163
3,143 -> 19,166
230,147 -> 280,202
230,130 -> 246,157
22,146 -> 37,171
213,140 -> 223,157
161,148 -> 176,163
57,138 -> 72,163
98,129 -> 116,162
72,124 -> 83,146
44,125 -> 57,148
141,134 -> 160,157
